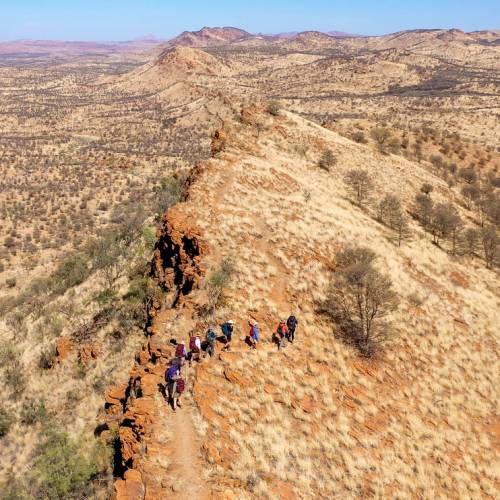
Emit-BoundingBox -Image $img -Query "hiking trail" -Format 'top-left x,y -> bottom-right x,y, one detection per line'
166,397 -> 207,500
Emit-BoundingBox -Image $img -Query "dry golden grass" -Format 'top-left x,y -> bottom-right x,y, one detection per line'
151,107 -> 500,498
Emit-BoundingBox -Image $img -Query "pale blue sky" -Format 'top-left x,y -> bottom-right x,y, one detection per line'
1,0 -> 498,41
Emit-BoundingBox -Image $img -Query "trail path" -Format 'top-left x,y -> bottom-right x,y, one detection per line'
159,367 -> 208,500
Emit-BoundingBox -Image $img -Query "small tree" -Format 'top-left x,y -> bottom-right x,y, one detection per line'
393,210 -> 411,247
344,168 -> 374,207
461,184 -> 480,210
318,149 -> 336,171
430,203 -> 461,247
206,258 -> 234,317
420,183 -> 433,196
325,246 -> 398,356
462,227 -> 479,256
480,225 -> 498,268
377,194 -> 401,225
415,193 -> 434,232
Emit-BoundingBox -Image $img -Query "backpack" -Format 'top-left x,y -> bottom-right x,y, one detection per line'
166,366 -> 178,382
175,344 -> 185,358
287,315 -> 298,329
189,336 -> 197,351
277,323 -> 287,336
207,329 -> 217,343
221,323 -> 232,336
176,379 -> 185,394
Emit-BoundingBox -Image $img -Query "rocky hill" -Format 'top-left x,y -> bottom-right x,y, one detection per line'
0,25 -> 498,500
167,27 -> 252,47
107,105 -> 499,498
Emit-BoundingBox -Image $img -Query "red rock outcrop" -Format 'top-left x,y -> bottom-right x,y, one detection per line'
105,203 -> 208,499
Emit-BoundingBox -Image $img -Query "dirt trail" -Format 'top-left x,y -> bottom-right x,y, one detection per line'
164,367 -> 208,500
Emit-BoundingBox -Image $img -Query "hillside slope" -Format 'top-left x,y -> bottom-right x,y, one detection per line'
108,107 -> 499,498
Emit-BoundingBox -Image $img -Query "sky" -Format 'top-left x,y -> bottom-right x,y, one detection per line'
0,0 -> 498,42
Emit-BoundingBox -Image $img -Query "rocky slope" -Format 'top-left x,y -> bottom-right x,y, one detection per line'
107,106 -> 499,498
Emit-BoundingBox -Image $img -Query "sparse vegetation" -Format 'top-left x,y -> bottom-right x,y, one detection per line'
344,168 -> 374,207
325,246 -> 398,356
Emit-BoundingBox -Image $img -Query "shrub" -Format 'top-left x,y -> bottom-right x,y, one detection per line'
153,175 -> 184,218
33,431 -> 100,499
458,167 -> 477,184
370,127 -> 391,146
5,277 -> 16,288
5,357 -> 26,399
266,100 -> 281,116
420,183 -> 433,196
21,398 -> 49,425
324,246 -> 398,356
51,254 -> 90,296
206,258 -> 234,316
318,149 -> 336,171
0,407 -> 15,438
352,131 -> 368,144
344,168 -> 374,207
39,346 -> 57,370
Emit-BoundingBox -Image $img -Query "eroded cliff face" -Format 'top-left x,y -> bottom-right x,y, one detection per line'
104,206 -> 208,499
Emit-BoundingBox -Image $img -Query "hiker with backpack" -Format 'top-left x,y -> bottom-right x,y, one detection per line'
165,364 -> 180,408
174,341 -> 187,366
286,315 -> 298,343
248,322 -> 260,349
172,376 -> 185,412
275,320 -> 288,350
189,333 -> 202,366
205,325 -> 217,358
220,320 -> 234,351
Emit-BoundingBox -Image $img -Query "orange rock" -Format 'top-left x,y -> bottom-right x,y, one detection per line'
141,374 -> 161,397
105,384 -> 127,405
223,368 -> 250,388
56,336 -> 74,362
114,469 -> 145,500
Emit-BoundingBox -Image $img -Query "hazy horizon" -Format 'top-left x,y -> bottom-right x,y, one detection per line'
0,0 -> 498,42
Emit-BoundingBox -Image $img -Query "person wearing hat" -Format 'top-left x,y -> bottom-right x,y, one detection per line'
220,319 -> 235,351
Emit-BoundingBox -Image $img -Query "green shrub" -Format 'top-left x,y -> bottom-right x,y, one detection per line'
51,254 -> 90,296
5,358 -> 26,399
33,432 -> 99,499
38,346 -> 57,370
21,398 -> 49,425
0,407 -> 15,437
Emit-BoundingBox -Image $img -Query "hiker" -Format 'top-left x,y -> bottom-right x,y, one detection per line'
165,364 -> 180,407
286,315 -> 299,343
205,325 -> 217,358
248,322 -> 260,349
189,333 -> 202,366
220,319 -> 235,351
276,320 -> 288,350
174,341 -> 187,366
172,376 -> 185,412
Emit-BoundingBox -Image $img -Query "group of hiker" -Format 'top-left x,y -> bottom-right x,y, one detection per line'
164,315 -> 299,411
